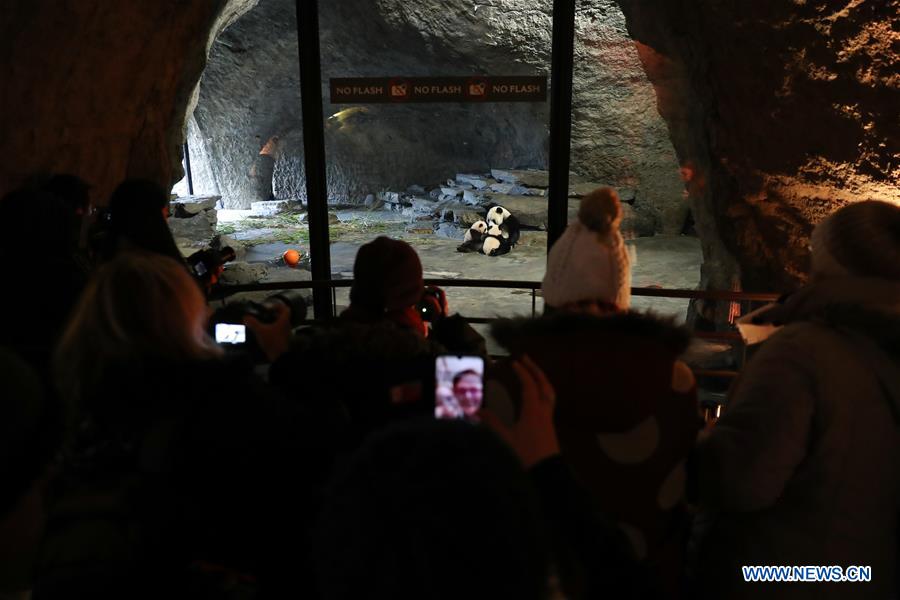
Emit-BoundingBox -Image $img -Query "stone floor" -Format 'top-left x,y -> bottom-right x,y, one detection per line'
219,209 -> 708,357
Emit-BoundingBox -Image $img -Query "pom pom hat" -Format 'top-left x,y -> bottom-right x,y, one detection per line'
542,187 -> 632,309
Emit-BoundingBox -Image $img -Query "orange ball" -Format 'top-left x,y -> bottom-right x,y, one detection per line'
282,249 -> 301,268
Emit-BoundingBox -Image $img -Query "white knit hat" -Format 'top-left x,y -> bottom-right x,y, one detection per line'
542,188 -> 632,309
811,200 -> 900,281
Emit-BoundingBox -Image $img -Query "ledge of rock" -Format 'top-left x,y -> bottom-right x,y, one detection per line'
490,169 -> 550,189
251,200 -> 296,217
486,195 -> 548,229
220,261 -> 270,286
168,209 -> 218,248
171,195 -> 221,217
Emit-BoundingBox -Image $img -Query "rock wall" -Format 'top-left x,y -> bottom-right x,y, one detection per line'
571,3 -> 688,234
616,0 -> 900,291
0,0 -> 259,204
3,0 -> 896,289
190,0 -> 688,233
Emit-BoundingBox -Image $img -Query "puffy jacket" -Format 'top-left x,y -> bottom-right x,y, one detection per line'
694,277 -> 900,599
492,311 -> 700,595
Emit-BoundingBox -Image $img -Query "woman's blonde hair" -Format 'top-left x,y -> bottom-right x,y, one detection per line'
55,251 -> 221,405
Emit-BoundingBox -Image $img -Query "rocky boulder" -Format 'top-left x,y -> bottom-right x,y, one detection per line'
378,191 -> 400,204
171,194 -> 221,217
260,264 -> 312,284
410,197 -> 440,216
168,208 -> 218,247
455,174 -> 495,189
439,203 -> 485,227
435,222 -> 465,239
213,233 -> 247,261
462,190 -> 485,206
250,200 -> 294,217
220,261 -> 270,286
490,168 -> 550,188
487,194 -> 548,229
490,181 -> 541,196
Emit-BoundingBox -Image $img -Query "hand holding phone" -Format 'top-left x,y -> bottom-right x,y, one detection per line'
243,302 -> 292,362
480,355 -> 559,468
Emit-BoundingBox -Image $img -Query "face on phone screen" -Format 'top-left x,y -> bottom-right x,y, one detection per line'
215,323 -> 246,345
435,355 -> 484,419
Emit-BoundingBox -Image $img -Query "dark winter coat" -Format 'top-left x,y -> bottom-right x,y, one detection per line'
35,355 -> 324,599
270,315 -> 486,441
694,277 -> 900,599
492,311 -> 700,595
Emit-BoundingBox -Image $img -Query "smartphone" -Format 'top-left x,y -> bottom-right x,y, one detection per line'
483,359 -> 520,427
192,260 -> 209,277
435,355 -> 484,419
701,401 -> 723,425
215,323 -> 246,345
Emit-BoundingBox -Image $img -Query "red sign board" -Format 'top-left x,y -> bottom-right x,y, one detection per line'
330,76 -> 547,104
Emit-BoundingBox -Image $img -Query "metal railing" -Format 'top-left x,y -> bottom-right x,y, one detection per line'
211,279 -> 779,381
211,277 -> 779,320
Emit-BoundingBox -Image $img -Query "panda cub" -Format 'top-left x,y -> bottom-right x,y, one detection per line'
481,205 -> 520,256
480,224 -> 510,256
456,220 -> 489,253
487,205 -> 521,246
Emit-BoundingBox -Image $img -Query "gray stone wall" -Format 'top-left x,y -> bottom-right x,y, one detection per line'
190,0 -> 687,233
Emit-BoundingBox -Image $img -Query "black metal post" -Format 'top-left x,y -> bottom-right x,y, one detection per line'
295,0 -> 333,319
547,0 -> 577,250
183,142 -> 194,195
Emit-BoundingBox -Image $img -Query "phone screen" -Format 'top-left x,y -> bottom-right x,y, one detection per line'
215,323 -> 246,345
435,355 -> 484,419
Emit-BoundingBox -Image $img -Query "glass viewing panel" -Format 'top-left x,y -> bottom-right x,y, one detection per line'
169,0 -> 706,329
319,1 -> 552,325
170,0 -> 310,307
568,3 -> 700,322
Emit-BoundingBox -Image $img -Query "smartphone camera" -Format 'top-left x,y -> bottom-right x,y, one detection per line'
435,355 -> 484,420
192,260 -> 209,278
215,323 -> 246,345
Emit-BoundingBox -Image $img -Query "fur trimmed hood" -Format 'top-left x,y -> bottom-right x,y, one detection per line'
750,277 -> 900,358
491,310 -> 691,357
815,304 -> 900,358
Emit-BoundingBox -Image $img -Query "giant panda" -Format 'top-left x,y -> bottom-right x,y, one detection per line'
486,205 -> 521,248
456,220 -> 488,253
480,225 -> 512,256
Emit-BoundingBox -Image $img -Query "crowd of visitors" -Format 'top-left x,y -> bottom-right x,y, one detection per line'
0,175 -> 897,599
